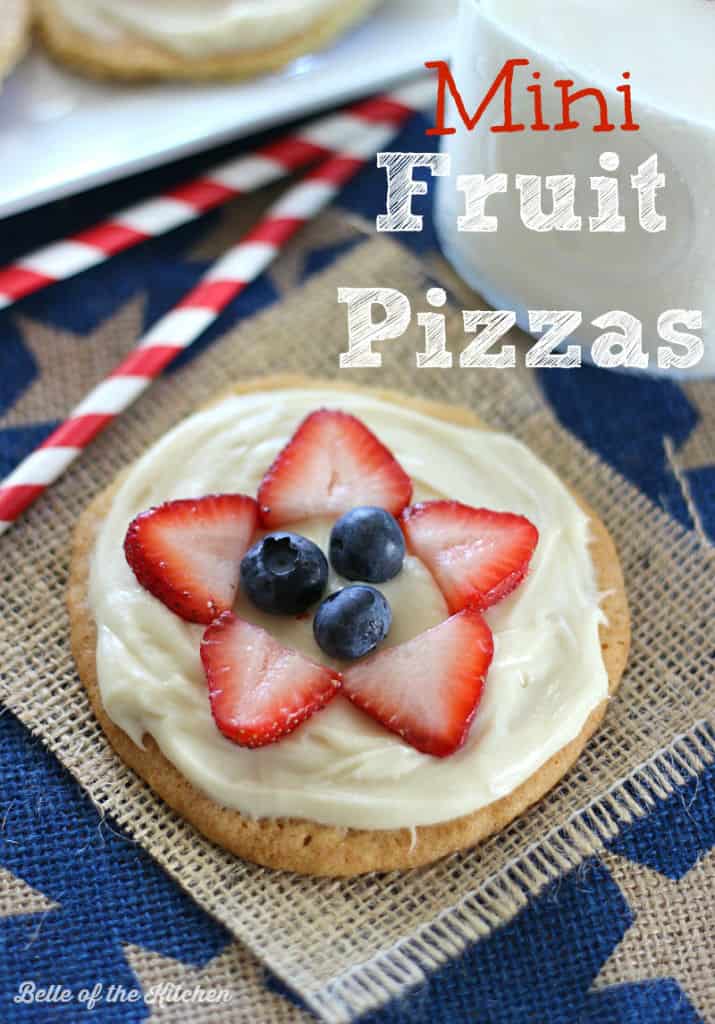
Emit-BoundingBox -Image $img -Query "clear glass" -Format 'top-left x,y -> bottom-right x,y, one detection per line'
434,0 -> 715,376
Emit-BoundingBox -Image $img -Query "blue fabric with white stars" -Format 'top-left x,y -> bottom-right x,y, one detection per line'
0,109 -> 712,1023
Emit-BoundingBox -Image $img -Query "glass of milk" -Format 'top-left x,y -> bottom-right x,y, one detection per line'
434,0 -> 714,376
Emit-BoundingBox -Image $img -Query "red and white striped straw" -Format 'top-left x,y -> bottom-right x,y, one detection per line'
0,77 -> 433,310
0,90 -> 429,535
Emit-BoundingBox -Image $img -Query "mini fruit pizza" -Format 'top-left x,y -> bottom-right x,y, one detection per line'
69,379 -> 629,876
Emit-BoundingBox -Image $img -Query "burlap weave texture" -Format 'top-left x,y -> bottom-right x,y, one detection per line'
1,235 -> 713,1023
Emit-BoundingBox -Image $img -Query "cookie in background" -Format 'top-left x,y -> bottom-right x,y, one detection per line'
35,0 -> 383,81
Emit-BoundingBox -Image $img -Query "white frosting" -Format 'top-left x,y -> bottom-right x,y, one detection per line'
88,389 -> 609,830
435,0 -> 715,375
54,0 -> 345,57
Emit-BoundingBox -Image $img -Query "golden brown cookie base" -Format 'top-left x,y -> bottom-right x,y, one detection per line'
36,0 -> 380,81
68,376 -> 630,876
0,0 -> 29,80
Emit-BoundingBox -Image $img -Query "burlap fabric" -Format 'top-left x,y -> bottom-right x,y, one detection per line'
1,233 -> 713,1023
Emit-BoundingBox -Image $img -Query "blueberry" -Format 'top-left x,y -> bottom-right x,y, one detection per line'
240,532 -> 328,615
313,585 -> 392,660
329,506 -> 405,583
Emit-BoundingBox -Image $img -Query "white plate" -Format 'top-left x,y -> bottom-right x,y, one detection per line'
0,0 -> 454,219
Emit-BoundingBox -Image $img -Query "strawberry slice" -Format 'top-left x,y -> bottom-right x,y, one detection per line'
342,609 -> 493,757
401,501 -> 538,613
201,612 -> 342,747
257,409 -> 412,527
124,494 -> 258,624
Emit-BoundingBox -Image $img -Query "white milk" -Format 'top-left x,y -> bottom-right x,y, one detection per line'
434,0 -> 715,375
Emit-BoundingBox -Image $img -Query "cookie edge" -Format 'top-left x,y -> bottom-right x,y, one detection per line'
0,0 -> 30,81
